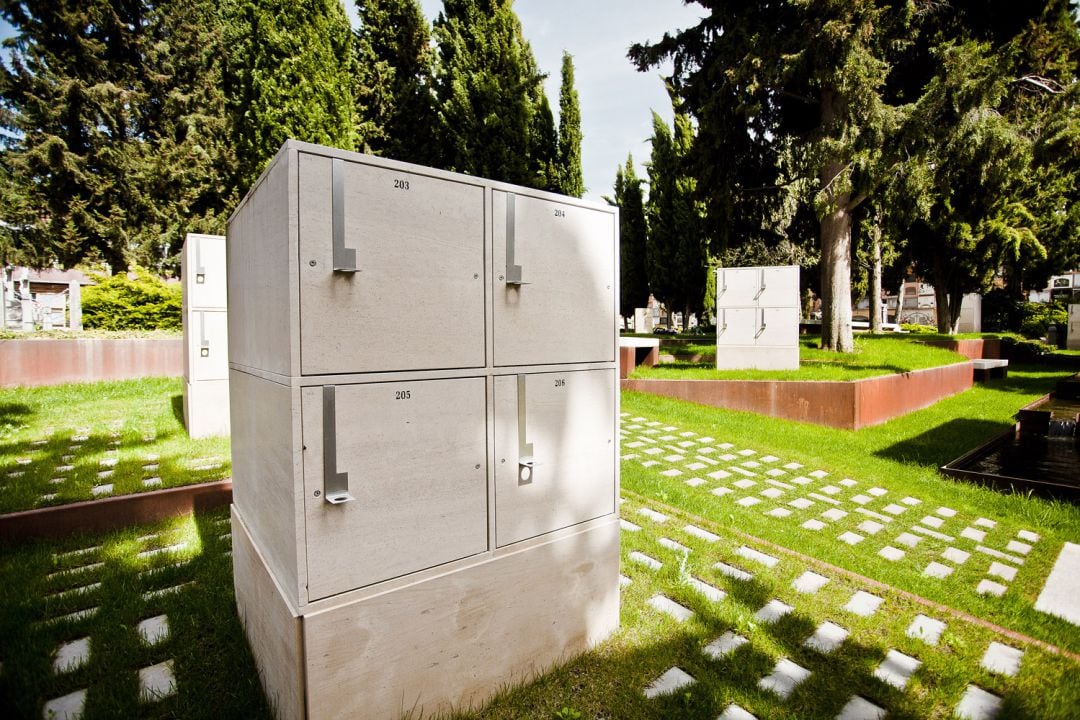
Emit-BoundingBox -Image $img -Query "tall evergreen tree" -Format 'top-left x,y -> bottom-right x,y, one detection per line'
528,92 -> 559,191
556,51 -> 584,197
612,154 -> 649,328
353,0 -> 437,165
222,0 -> 357,188
432,0 -> 550,187
0,0 -> 158,269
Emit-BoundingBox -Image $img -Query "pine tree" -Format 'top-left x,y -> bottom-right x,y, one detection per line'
556,51 -> 584,197
432,0 -> 549,187
353,0 -> 437,165
614,154 -> 649,327
223,0 -> 357,188
0,0 -> 158,269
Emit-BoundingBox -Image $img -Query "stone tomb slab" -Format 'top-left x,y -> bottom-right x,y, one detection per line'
873,649 -> 921,689
644,667 -> 695,698
835,696 -> 886,720
758,657 -> 811,699
803,621 -> 848,654
955,685 -> 1003,720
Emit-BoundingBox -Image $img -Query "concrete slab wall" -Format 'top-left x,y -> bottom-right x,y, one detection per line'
0,338 -> 182,387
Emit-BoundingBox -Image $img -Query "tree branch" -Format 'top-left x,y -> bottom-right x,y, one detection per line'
1013,75 -> 1065,94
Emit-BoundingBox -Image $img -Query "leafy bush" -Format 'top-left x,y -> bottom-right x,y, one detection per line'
1018,300 -> 1068,339
82,268 -> 181,330
981,288 -> 1023,332
1000,335 -> 1051,361
900,323 -> 937,334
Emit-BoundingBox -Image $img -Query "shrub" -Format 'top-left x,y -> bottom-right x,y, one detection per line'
900,323 -> 937,334
1000,335 -> 1051,361
1018,300 -> 1067,340
82,268 -> 181,330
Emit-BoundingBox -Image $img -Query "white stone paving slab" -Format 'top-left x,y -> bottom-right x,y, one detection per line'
619,575 -> 632,587
844,591 -> 883,616
961,527 -> 987,543
761,455 -> 779,462
734,479 -> 757,489
660,468 -> 683,477
642,447 -> 664,455
684,477 -> 706,487
850,494 -> 872,505
704,631 -> 748,660
936,506 -> 957,517
975,545 -> 1025,566
138,615 -> 170,646
712,487 -> 733,497
143,477 -> 162,487
137,543 -> 187,560
792,571 -> 829,594
974,518 -> 997,529
1034,541 -> 1080,626
924,561 -> 954,579
714,562 -> 753,581
709,469 -> 732,480
637,508 -> 669,523
802,519 -> 826,531
895,532 -> 922,548
659,537 -> 691,554
835,696 -> 886,720
765,468 -> 786,477
687,576 -> 726,602
912,525 -> 954,542
643,667 -> 695,698
755,599 -> 793,624
791,476 -> 813,485
857,520 -> 884,535
717,703 -> 757,720
53,637 -> 90,673
760,488 -> 783,500
784,462 -> 803,470
955,684 -> 1002,720
138,660 -> 177,702
620,519 -> 641,532
1017,530 -> 1040,543
943,547 -> 971,564
822,508 -> 848,521
839,478 -> 858,488
758,657 -> 811,699
42,689 -> 86,720
820,485 -> 841,495
878,546 -> 905,561
736,496 -> 761,507
976,579 -> 1007,597
809,469 -> 828,478
629,552 -> 662,570
683,524 -> 719,542
855,508 -> 893,523
1006,540 -> 1032,556
901,496 -> 922,506
90,484 -> 113,496
803,621 -> 848,654
766,508 -> 792,518
838,531 -> 864,546
867,487 -> 887,497
738,449 -> 756,457
906,614 -> 946,645
737,546 -> 778,567
988,561 -> 1017,582
685,463 -> 707,471
789,498 -> 814,510
873,649 -> 921,689
882,503 -> 906,515
980,642 -> 1022,677
809,492 -> 841,505
649,594 -> 694,622
921,515 -> 944,529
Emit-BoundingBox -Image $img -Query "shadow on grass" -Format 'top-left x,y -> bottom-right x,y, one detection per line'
873,418 -> 1012,467
171,394 -> 184,427
0,401 -> 34,427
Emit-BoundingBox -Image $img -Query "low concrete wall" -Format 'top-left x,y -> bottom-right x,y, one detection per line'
623,362 -> 974,430
0,338 -> 182,387
0,480 -> 232,541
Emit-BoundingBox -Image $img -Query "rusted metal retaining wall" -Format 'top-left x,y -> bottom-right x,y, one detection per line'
0,338 -> 182,387
0,480 -> 232,541
923,338 -> 1001,360
623,362 -> 974,430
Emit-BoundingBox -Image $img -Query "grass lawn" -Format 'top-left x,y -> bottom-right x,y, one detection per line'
0,378 -> 229,514
622,361 -> 1080,654
634,335 -> 968,381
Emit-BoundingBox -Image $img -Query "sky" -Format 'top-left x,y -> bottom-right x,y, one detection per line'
1,1 -> 705,202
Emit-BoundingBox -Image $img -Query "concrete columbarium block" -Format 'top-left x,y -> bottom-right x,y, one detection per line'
716,266 -> 800,370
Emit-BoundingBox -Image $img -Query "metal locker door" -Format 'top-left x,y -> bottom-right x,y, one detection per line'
758,266 -> 799,307
493,369 -> 616,547
716,307 -> 760,347
297,153 -> 486,375
757,307 -> 800,347
716,267 -> 767,308
301,377 -> 488,602
492,191 -> 616,366
187,310 -> 229,381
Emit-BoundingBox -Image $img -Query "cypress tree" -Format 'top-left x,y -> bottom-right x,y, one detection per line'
528,92 -> 559,192
614,154 -> 649,328
556,51 -> 584,198
223,0 -> 357,188
432,0 -> 548,187
353,0 -> 437,165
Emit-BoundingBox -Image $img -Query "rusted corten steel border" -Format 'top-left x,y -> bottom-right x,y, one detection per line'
922,337 -> 1002,360
0,480 -> 232,541
623,362 -> 974,430
0,338 -> 183,387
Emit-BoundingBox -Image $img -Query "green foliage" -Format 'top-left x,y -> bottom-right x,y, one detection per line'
612,154 -> 650,325
81,269 -> 181,331
1018,300 -> 1069,339
223,0 -> 358,189
552,708 -> 581,720
556,52 -> 584,198
900,323 -> 939,334
1001,334 -> 1053,360
432,0 -> 552,188
353,0 -> 438,165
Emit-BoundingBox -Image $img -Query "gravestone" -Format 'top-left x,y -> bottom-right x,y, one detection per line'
228,141 -> 620,720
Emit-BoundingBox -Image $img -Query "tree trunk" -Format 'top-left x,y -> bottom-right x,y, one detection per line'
869,214 -> 882,333
819,206 -> 854,351
934,283 -> 951,333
